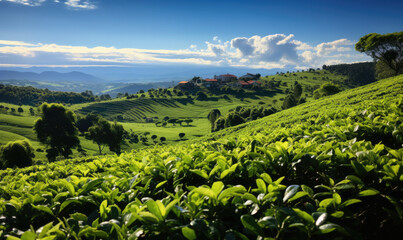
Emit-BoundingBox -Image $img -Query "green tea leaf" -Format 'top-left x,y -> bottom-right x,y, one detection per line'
21,231 -> 36,240
283,185 -> 299,203
293,208 -> 314,224
241,215 -> 264,236
182,227 -> 197,240
358,188 -> 379,197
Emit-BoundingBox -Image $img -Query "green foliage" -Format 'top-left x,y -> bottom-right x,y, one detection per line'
0,75 -> 402,239
0,84 -> 98,106
196,91 -> 208,101
282,94 -> 297,109
313,82 -> 341,99
355,31 -> 403,78
87,118 -> 125,154
323,62 -> 376,85
207,109 -> 221,132
76,112 -> 100,133
34,103 -> 80,161
0,140 -> 34,169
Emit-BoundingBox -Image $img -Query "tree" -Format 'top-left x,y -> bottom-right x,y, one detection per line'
282,94 -> 297,109
196,91 -> 208,100
17,107 -> 23,113
207,109 -> 221,132
76,112 -> 100,133
0,140 -> 34,169
355,32 -> 403,78
293,82 -> 303,99
224,112 -> 245,128
34,103 -> 80,161
151,135 -> 157,143
160,136 -> 166,143
184,119 -> 193,126
168,118 -> 178,126
179,132 -> 185,140
108,122 -> 125,154
87,118 -> 111,154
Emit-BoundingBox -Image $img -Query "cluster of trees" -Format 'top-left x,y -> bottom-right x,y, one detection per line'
29,103 -> 125,163
208,106 -> 277,132
0,85 -> 106,105
322,62 -> 376,85
123,88 -> 192,100
125,130 -> 167,145
355,31 -> 402,79
282,81 -> 305,109
154,117 -> 193,127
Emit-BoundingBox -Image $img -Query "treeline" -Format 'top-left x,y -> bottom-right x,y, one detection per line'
0,84 -> 111,105
323,62 -> 375,85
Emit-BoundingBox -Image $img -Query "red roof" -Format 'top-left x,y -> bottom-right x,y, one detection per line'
221,74 -> 237,78
239,81 -> 249,85
205,79 -> 218,82
178,81 -> 189,84
247,80 -> 255,84
256,81 -> 262,84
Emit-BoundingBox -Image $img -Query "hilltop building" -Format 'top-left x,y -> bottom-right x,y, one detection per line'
215,74 -> 238,83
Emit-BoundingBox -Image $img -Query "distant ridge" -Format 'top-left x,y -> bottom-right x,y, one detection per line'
0,70 -> 104,83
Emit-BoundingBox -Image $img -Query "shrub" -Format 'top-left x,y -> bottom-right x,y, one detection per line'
0,140 -> 34,169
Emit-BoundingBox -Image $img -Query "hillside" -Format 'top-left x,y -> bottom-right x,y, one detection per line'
0,69 -> 365,161
0,75 -> 401,239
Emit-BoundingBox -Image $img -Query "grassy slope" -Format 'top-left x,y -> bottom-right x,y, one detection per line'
203,73 -> 399,142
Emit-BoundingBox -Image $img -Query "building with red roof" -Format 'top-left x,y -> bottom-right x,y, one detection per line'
216,73 -> 237,82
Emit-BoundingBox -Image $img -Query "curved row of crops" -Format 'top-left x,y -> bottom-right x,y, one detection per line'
79,98 -> 180,121
0,76 -> 402,239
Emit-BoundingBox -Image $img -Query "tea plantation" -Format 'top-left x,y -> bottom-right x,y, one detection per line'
0,75 -> 402,239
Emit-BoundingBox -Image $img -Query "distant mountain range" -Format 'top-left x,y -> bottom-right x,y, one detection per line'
0,70 -> 104,83
0,65 -> 279,82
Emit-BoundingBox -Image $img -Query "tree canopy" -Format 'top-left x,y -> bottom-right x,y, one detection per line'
0,140 -> 34,169
355,32 -> 403,78
34,103 -> 80,161
87,118 -> 125,155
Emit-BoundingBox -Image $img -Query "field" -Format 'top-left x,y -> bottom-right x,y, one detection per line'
0,74 -> 401,239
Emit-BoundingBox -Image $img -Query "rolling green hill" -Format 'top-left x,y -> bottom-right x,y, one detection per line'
0,69 -> 364,162
0,75 -> 401,239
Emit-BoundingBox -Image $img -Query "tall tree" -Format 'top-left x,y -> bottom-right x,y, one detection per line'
208,109 -> 221,132
87,118 -> 112,154
108,121 -> 125,154
34,103 -> 80,161
355,32 -> 403,78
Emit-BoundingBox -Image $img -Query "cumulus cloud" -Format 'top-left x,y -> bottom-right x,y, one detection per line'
231,34 -> 299,64
0,34 -> 370,69
65,0 -> 96,9
0,0 -> 97,9
316,39 -> 354,57
1,0 -> 46,6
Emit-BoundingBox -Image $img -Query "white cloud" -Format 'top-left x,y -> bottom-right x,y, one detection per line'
1,0 -> 46,6
64,0 -> 96,9
0,0 -> 97,9
316,39 -> 354,57
0,35 -> 371,69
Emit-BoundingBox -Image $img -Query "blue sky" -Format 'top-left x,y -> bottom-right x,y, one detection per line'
0,0 -> 402,71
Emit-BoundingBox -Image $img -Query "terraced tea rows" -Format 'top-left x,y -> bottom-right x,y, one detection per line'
78,98 -> 181,121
